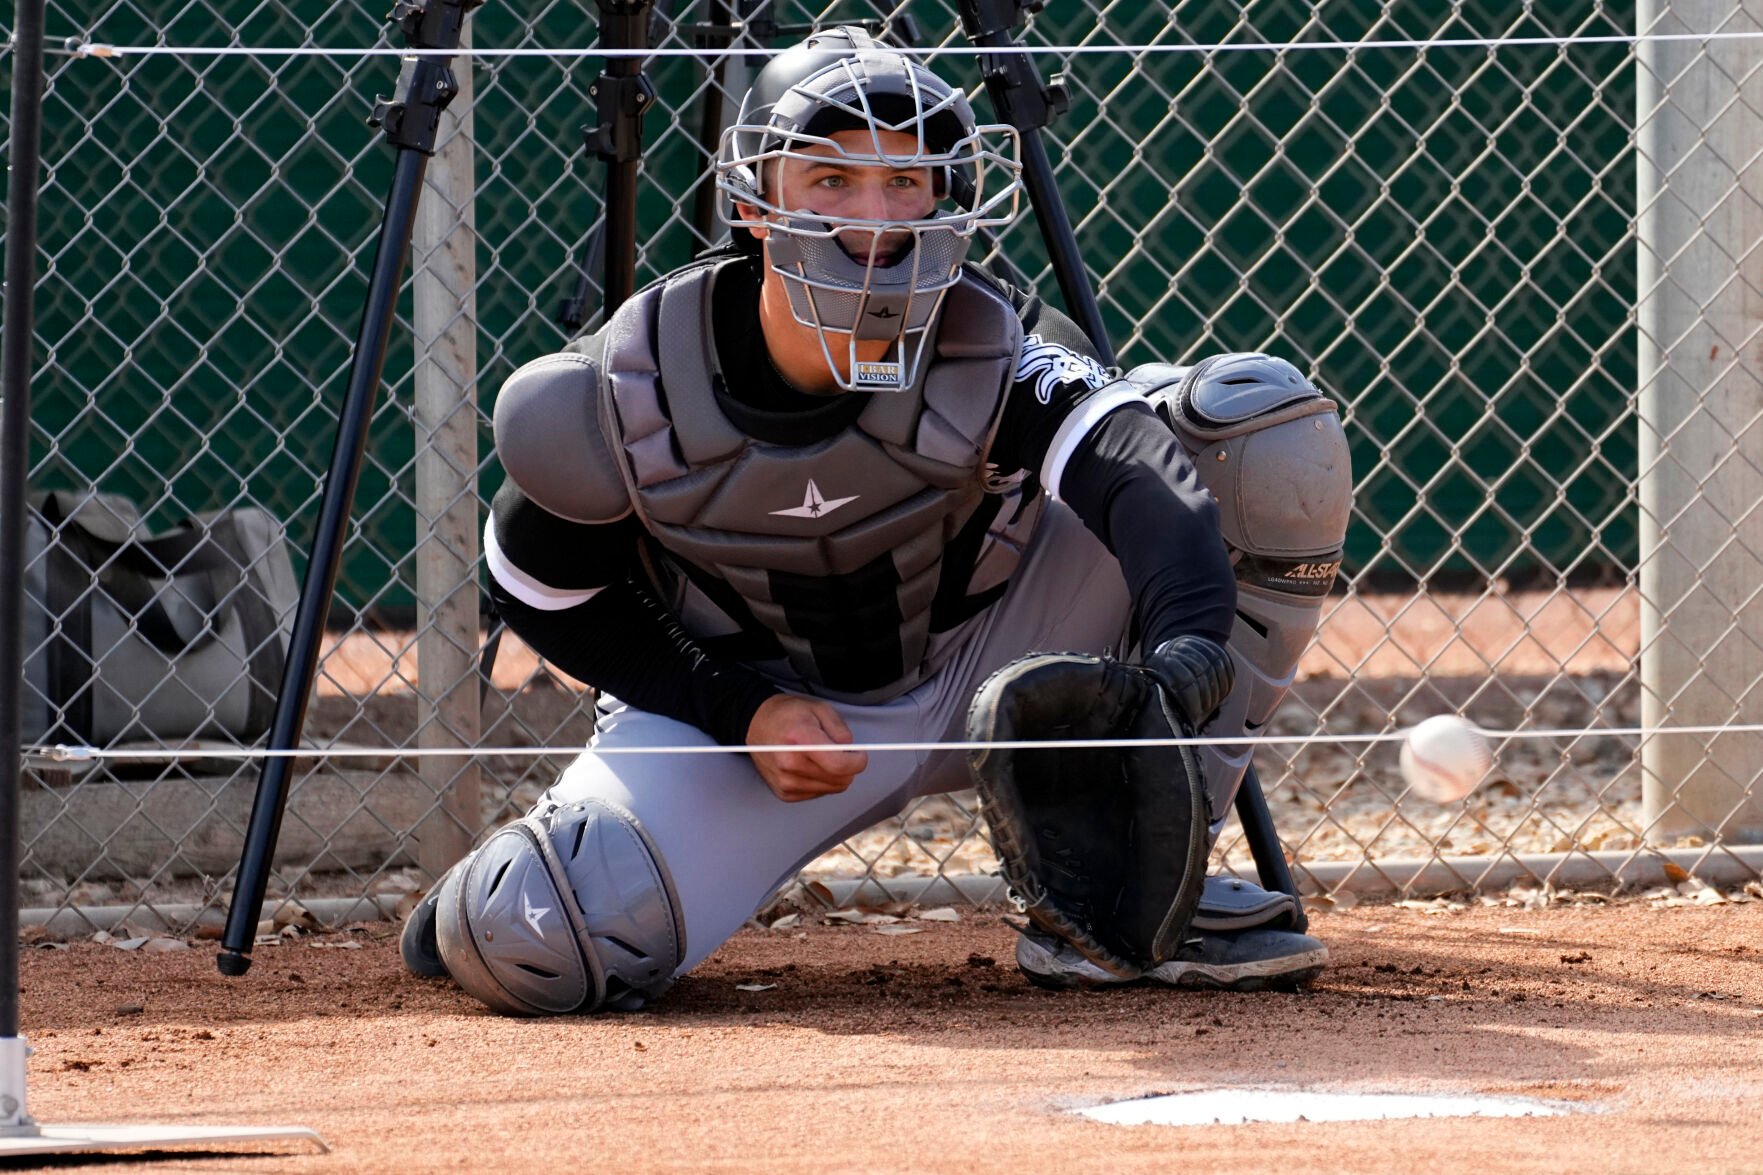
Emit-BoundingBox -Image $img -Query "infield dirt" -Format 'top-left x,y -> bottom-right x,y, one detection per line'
13,901 -> 1763,1173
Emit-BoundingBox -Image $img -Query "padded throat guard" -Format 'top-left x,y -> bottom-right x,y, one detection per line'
967,653 -> 1211,974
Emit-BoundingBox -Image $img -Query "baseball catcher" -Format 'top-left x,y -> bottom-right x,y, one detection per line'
400,27 -> 1352,1012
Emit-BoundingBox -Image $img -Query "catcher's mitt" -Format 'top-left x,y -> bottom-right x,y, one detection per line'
967,652 -> 1211,979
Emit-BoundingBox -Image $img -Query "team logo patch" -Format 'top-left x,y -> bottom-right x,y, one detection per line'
1016,334 -> 1110,405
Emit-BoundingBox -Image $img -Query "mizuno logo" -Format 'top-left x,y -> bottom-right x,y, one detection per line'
770,479 -> 860,519
869,306 -> 898,319
523,891 -> 551,936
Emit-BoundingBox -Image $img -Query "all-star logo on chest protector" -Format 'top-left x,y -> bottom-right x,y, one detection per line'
598,258 -> 1032,702
770,479 -> 860,519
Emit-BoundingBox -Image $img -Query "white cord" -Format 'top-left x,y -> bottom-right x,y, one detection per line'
40,30 -> 1763,62
24,722 -> 1755,763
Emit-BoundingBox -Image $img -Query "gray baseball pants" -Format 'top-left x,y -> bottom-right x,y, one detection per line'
531,500 -> 1135,974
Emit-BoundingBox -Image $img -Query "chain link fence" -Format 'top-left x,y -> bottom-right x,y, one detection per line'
13,0 -> 1763,932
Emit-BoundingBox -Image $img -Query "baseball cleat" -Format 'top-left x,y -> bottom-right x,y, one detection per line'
1014,927 -> 1131,990
1145,926 -> 1329,992
1015,925 -> 1327,992
399,885 -> 449,979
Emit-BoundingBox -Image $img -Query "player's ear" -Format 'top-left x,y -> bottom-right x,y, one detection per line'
733,201 -> 769,241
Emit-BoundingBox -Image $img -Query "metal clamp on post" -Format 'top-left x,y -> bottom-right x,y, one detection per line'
583,3 -> 657,168
561,0 -> 656,331
368,0 -> 479,154
959,0 -> 1067,134
584,73 -> 655,165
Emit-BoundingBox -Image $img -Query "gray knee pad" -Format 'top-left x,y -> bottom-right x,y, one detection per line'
434,798 -> 686,1016
1139,354 -> 1354,827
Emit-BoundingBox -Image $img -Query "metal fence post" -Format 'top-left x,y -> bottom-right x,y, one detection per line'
1636,0 -> 1763,844
412,24 -> 482,876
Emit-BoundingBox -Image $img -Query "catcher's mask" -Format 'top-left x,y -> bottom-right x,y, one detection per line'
716,26 -> 1022,392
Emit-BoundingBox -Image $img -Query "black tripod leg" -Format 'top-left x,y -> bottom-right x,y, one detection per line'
0,0 -> 48,1042
1234,760 -> 1307,933
689,0 -> 733,248
218,0 -> 476,978
591,0 -> 657,316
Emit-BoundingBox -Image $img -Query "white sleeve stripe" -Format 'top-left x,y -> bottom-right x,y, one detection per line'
1040,385 -> 1151,501
484,519 -> 602,612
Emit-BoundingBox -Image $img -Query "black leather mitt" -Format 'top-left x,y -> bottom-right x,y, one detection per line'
967,652 -> 1212,979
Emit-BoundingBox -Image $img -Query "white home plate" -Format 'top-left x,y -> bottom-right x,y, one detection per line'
0,1123 -> 327,1156
1077,1088 -> 1574,1127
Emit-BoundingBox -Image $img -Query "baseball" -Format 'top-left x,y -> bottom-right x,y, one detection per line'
1399,715 -> 1496,803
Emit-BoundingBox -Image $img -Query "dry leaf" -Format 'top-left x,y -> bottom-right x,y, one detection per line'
1661,861 -> 1690,884
823,909 -> 867,924
872,925 -> 924,936
112,937 -> 149,951
917,908 -> 961,922
734,983 -> 776,993
139,938 -> 189,954
768,914 -> 801,930
273,901 -> 323,932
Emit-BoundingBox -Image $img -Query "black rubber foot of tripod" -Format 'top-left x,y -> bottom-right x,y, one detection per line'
215,949 -> 252,977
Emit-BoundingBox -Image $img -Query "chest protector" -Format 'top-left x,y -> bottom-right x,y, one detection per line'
598,258 -> 1031,702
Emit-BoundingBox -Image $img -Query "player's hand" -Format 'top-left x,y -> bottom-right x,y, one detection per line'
746,694 -> 869,803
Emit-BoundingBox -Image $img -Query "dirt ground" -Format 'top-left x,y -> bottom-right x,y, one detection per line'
11,901 -> 1763,1174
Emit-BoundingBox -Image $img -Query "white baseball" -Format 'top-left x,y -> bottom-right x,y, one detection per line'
1399,715 -> 1496,803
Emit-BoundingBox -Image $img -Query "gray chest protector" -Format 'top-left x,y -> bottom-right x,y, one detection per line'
599,259 -> 1030,702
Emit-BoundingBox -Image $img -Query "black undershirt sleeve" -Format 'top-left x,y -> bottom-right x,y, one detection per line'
489,576 -> 783,747
1057,401 -> 1238,650
488,480 -> 783,745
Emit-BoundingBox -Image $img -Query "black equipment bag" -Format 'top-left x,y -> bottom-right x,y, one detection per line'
21,489 -> 297,746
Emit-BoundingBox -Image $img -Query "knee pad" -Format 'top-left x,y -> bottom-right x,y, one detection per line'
1138,354 -> 1354,824
434,798 -> 686,1016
